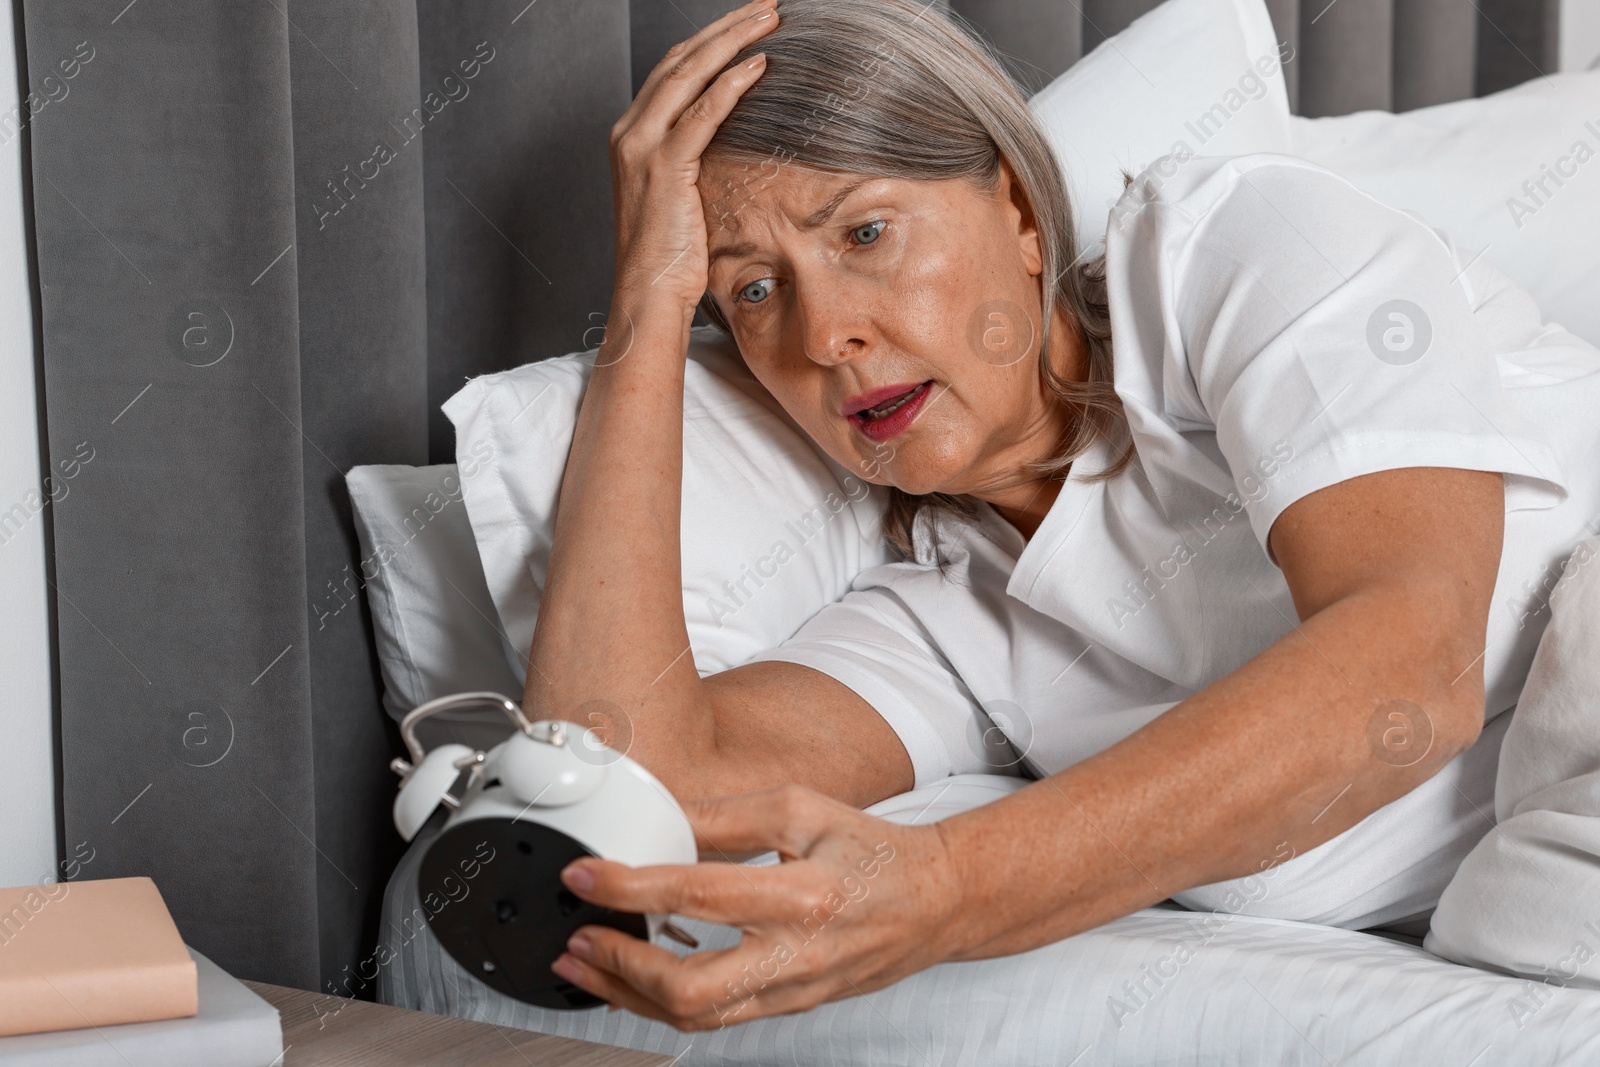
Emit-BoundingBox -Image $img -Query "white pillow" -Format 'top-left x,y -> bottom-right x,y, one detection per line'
441,326 -> 892,688
1426,535 -> 1600,988
1290,70 -> 1600,350
345,462 -> 520,714
1028,0 -> 1293,248
345,463 -> 525,748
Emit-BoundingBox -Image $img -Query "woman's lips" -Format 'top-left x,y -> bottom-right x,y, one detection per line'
846,380 -> 934,443
842,381 -> 928,417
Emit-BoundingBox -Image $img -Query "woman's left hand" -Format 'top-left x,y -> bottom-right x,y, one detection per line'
551,784 -> 967,1030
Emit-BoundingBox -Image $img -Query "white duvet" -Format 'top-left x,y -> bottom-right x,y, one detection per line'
378,774 -> 1600,1065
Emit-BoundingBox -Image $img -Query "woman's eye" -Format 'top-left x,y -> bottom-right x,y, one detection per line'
734,278 -> 774,306
852,220 -> 886,245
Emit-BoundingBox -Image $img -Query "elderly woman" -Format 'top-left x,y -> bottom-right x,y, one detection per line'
527,0 -> 1600,1029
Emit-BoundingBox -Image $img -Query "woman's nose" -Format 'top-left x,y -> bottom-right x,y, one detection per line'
797,275 -> 871,367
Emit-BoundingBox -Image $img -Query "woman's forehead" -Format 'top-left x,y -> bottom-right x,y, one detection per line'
700,162 -> 969,246
701,157 -> 871,210
702,162 -> 879,249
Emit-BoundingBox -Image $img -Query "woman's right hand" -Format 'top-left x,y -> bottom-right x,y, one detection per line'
607,0 -> 778,318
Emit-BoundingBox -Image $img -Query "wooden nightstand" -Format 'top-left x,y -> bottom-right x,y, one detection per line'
246,983 -> 675,1066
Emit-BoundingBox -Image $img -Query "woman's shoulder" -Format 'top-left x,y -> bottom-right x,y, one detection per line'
1107,151 -> 1380,236
1100,149 -> 1468,372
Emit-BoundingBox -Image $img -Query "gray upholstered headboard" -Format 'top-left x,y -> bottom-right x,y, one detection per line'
19,0 -> 1553,994
942,0 -> 1527,112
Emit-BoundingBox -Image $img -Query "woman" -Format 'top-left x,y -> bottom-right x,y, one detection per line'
528,0 -> 1600,1029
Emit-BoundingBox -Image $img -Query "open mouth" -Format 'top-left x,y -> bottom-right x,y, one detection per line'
846,381 -> 935,443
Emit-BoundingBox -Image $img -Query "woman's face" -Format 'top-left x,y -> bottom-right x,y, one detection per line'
698,154 -> 1083,502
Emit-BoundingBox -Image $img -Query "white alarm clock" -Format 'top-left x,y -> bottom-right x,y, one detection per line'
390,692 -> 699,1009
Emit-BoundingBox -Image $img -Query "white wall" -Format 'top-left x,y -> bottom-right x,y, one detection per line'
0,0 -> 58,889
1563,0 -> 1600,72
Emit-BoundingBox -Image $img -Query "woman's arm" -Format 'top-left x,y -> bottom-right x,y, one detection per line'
550,464 -> 1505,1026
523,0 -> 911,809
938,463 -> 1503,956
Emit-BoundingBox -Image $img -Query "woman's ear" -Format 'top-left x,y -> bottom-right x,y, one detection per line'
997,155 -> 1044,278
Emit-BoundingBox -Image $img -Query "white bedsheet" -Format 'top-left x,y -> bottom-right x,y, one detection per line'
378,776 -> 1600,1065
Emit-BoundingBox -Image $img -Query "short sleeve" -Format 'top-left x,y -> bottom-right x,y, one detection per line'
1107,154 -> 1569,558
744,573 -> 995,788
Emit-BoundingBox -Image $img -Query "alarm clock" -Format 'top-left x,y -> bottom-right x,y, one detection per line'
390,692 -> 699,1009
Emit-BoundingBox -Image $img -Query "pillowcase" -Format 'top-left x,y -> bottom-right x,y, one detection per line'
1289,69 -> 1600,350
441,325 -> 892,689
345,462 -> 524,749
1028,0 -> 1293,249
1426,534 -> 1600,988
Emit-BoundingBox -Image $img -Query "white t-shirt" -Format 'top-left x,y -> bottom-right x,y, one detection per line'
750,153 -> 1600,928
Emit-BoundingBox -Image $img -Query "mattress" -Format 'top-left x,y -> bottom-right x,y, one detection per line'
377,775 -> 1600,1065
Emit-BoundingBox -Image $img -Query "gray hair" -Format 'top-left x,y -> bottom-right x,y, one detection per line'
696,0 -> 1135,563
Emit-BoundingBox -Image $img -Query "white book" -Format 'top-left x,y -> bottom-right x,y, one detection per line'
0,949 -> 282,1067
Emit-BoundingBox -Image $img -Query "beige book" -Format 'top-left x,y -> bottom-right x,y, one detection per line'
0,877 -> 197,1037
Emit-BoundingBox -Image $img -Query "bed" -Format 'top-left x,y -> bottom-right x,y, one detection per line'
374,778 -> 1600,1065
353,453 -> 1600,1063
